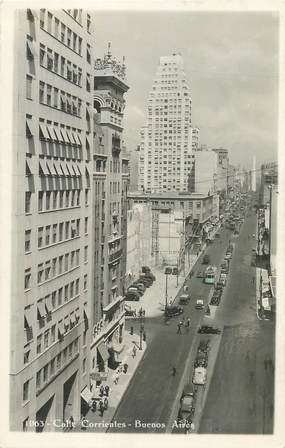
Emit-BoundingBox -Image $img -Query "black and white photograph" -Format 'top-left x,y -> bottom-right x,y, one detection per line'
0,1 -> 283,446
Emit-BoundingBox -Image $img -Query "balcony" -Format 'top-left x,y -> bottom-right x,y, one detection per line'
108,248 -> 122,264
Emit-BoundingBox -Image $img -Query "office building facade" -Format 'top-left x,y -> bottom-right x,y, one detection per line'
138,54 -> 194,193
10,8 -> 95,431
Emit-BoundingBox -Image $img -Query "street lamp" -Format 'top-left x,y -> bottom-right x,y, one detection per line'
138,307 -> 145,351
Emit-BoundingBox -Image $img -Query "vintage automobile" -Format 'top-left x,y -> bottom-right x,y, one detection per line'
179,294 -> 191,305
192,367 -> 207,385
195,298 -> 204,310
164,305 -> 183,318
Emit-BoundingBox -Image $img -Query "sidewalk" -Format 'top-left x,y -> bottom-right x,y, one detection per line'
73,331 -> 146,432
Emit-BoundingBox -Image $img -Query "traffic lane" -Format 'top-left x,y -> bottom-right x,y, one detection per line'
200,211 -> 275,433
108,315 -> 201,433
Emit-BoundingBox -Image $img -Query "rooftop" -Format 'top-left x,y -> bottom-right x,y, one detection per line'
128,191 -> 214,200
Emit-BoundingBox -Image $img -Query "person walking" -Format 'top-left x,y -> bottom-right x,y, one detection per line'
99,399 -> 105,417
177,322 -> 182,334
81,416 -> 88,431
172,366 -> 177,376
132,345 -> 137,358
104,385 -> 110,396
103,397 -> 108,410
186,318 -> 190,331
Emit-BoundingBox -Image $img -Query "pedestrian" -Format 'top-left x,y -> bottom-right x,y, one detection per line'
114,371 -> 119,384
104,385 -> 110,396
186,318 -> 190,330
177,322 -> 182,334
132,346 -> 137,358
81,416 -> 88,430
99,399 -> 105,417
172,366 -> 177,376
68,416 -> 74,430
104,397 -> 108,410
99,384 -> 105,396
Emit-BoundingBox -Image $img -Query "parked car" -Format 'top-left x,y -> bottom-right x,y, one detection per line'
165,305 -> 183,318
179,294 -> 191,305
178,395 -> 195,422
193,367 -> 207,385
198,325 -> 221,334
215,281 -> 224,290
182,383 -> 196,398
142,266 -> 151,273
144,272 -> 156,281
124,305 -> 136,317
125,291 -> 140,301
138,276 -> 153,287
202,254 -> 210,264
224,252 -> 232,260
195,298 -> 204,310
220,273 -> 227,285
132,282 -> 146,292
127,286 -> 143,296
196,270 -> 204,278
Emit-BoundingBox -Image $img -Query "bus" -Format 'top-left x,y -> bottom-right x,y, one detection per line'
204,266 -> 218,284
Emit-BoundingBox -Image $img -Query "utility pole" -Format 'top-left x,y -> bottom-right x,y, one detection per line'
268,185 -> 273,275
165,273 -> 168,309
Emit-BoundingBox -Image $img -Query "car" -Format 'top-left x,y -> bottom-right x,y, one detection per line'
215,281 -> 224,290
195,298 -> 204,310
124,305 -> 136,317
125,292 -> 140,301
179,294 -> 191,305
196,270 -> 204,278
220,273 -> 227,283
165,305 -> 183,318
132,282 -> 146,292
182,383 -> 195,398
224,253 -> 231,261
198,325 -> 221,334
178,395 -> 195,421
127,286 -> 143,296
138,276 -> 153,287
202,255 -> 210,264
192,367 -> 207,385
219,277 -> 226,287
142,266 -> 151,273
144,272 -> 156,281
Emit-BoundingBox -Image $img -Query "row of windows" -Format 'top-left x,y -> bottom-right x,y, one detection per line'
40,9 -> 83,56
24,188 -> 89,215
37,249 -> 82,285
39,81 -> 82,117
24,280 -> 81,343
37,218 -> 82,249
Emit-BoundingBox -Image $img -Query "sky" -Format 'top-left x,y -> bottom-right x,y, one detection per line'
94,10 -> 279,168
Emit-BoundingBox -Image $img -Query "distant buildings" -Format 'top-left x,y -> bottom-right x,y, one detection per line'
138,54 -> 194,193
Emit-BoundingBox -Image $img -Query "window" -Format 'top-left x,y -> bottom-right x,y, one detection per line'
75,279 -> 79,295
58,255 -> 63,274
45,225 -> 51,245
53,87 -> 58,108
87,13 -> 91,33
23,380 -> 29,401
65,222 -> 70,239
52,224 -> 57,243
39,81 -> 45,103
87,44 -> 91,64
25,192 -> 32,214
59,222 -> 64,241
83,274 -> 87,291
51,290 -> 56,308
78,37 -> 82,55
60,56 -> 65,77
43,364 -> 48,382
59,191 -> 64,208
24,268 -> 31,290
70,281 -> 74,298
60,23 -> 65,43
82,357 -> 86,373
50,358 -> 55,376
37,335 -> 42,354
25,230 -> 31,253
44,330 -> 49,349
84,217 -> 88,234
64,253 -> 69,272
57,353 -> 61,369
85,189 -> 89,205
54,18 -> 59,38
26,75 -> 33,100
46,84 -> 52,106
67,28 -> 72,47
37,263 -> 44,283
45,261 -> 51,280
47,12 -> 52,33
36,370 -> 41,388
53,191 -> 58,209
46,191 -> 51,210
84,246 -> 88,262
24,350 -> 30,365
58,287 -> 63,306
38,227 -> 43,248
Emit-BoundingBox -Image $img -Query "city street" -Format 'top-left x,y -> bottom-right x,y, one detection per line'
108,209 -> 274,434
199,210 -> 275,434
107,217 -> 251,432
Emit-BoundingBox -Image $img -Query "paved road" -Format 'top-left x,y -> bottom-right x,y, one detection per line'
199,211 -> 275,434
107,225 -> 235,433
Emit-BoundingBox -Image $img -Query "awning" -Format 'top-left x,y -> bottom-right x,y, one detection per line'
85,134 -> 91,149
54,159 -> 63,176
97,342 -> 110,362
47,125 -> 57,141
24,308 -> 32,329
60,128 -> 70,144
27,39 -> 37,58
39,158 -> 49,176
84,309 -> 89,330
77,133 -> 83,146
46,159 -> 56,176
39,123 -> 50,140
58,321 -> 64,338
65,161 -> 73,177
86,104 -> 91,117
71,163 -> 78,177
26,158 -> 33,175
70,313 -> 76,325
54,127 -> 64,142
66,96 -> 72,107
60,161 -> 69,177
269,276 -> 276,299
66,130 -> 74,145
37,302 -> 46,319
81,386 -> 93,404
26,116 -> 37,136
45,296 -> 52,314
75,309 -> 80,321
73,132 -> 81,146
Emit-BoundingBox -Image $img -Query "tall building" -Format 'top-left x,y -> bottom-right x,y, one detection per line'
10,8 -> 95,430
191,150 -> 219,195
138,54 -> 193,193
89,47 -> 130,386
129,145 -> 140,192
191,127 -> 200,151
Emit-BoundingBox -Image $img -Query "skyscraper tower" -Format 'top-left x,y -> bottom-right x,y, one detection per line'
139,54 -> 193,193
